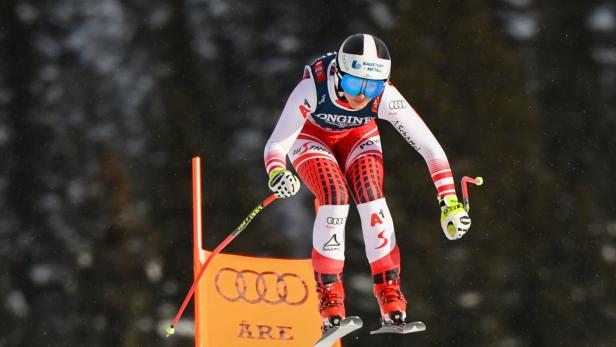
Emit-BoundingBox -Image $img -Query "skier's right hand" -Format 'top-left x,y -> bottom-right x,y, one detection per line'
268,168 -> 301,198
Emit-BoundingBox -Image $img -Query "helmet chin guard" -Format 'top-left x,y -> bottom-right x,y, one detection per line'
337,33 -> 391,80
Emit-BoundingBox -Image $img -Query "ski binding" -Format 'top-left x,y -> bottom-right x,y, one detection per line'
369,320 -> 426,334
314,316 -> 363,347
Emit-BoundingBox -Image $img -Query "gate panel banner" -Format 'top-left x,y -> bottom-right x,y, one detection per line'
194,251 -> 340,347
190,157 -> 340,346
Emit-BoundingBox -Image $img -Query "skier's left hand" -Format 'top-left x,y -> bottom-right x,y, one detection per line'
439,195 -> 471,240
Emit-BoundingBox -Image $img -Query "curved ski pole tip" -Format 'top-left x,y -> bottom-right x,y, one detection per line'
165,325 -> 175,337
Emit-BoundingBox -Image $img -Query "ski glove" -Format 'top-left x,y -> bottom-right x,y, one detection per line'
268,168 -> 300,198
439,195 -> 471,240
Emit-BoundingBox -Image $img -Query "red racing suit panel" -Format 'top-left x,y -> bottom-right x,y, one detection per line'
290,120 -> 384,205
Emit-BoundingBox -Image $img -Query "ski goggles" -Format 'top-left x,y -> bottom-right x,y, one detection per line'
340,74 -> 386,98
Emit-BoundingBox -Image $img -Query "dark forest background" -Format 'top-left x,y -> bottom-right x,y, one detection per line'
1,0 -> 615,346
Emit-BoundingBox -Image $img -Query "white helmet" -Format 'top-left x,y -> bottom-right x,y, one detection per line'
337,33 -> 391,80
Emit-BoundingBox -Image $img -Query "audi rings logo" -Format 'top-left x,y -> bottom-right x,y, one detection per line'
388,100 -> 406,110
215,268 -> 309,305
326,217 -> 346,225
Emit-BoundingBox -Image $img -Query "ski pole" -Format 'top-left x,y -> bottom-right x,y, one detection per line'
166,193 -> 278,336
461,176 -> 483,212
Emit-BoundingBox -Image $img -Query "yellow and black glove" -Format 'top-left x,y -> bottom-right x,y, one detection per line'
268,168 -> 300,198
439,195 -> 471,240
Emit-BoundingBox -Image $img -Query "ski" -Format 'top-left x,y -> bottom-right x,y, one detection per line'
313,316 -> 363,347
369,321 -> 426,335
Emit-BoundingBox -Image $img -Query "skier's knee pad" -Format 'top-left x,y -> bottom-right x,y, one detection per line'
357,198 -> 399,271
312,204 -> 349,273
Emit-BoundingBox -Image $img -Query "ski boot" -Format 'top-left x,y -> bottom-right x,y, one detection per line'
370,269 -> 427,335
373,270 -> 407,326
316,277 -> 346,331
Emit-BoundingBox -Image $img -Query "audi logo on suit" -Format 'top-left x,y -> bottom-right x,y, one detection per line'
326,217 -> 346,225
388,100 -> 406,110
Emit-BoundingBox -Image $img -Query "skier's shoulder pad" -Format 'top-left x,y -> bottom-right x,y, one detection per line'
309,52 -> 336,66
305,52 -> 336,84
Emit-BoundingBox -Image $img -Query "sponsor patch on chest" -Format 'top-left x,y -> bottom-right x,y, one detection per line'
312,113 -> 375,129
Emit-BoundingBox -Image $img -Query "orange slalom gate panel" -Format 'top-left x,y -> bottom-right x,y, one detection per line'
193,251 -> 341,347
190,156 -> 340,346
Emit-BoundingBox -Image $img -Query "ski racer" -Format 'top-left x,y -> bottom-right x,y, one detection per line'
263,33 -> 472,330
